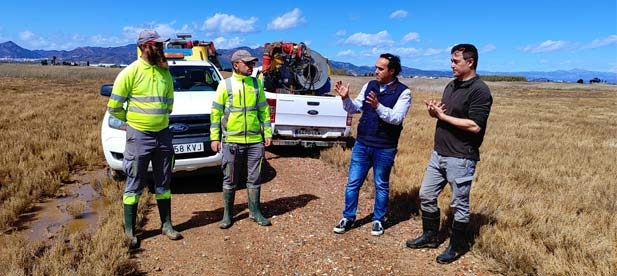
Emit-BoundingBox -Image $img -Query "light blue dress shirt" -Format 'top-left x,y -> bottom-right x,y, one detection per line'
341,80 -> 412,125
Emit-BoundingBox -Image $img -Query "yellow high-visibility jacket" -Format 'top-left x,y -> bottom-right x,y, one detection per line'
210,72 -> 272,144
107,58 -> 174,132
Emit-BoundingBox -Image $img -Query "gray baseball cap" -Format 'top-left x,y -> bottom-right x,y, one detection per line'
137,30 -> 169,45
231,50 -> 258,62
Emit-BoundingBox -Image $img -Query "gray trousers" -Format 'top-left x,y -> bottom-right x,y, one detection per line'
418,151 -> 476,223
123,125 -> 174,197
221,142 -> 265,190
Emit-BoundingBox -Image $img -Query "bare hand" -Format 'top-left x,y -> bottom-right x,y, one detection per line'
334,80 -> 350,99
365,91 -> 379,109
264,138 -> 272,147
211,140 -> 221,152
424,99 -> 446,118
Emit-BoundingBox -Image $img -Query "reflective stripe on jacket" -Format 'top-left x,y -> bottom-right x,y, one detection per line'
210,72 -> 272,144
107,58 -> 174,132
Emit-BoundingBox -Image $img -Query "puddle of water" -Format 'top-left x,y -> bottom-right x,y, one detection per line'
23,170 -> 108,241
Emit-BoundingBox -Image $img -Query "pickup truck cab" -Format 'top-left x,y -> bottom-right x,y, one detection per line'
100,39 -> 223,179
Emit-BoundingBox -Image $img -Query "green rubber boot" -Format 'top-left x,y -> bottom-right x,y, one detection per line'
156,199 -> 183,240
219,188 -> 235,229
247,187 -> 271,226
123,203 -> 139,249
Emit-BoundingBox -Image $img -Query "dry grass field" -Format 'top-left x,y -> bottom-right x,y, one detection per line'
0,63 -> 615,275
322,77 -> 617,275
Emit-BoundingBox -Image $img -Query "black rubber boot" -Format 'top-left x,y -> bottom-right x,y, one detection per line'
156,199 -> 183,240
436,221 -> 469,264
247,187 -> 271,226
219,188 -> 235,229
123,203 -> 139,249
406,209 -> 441,249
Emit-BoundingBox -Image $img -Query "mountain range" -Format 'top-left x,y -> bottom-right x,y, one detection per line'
1,41 -> 615,84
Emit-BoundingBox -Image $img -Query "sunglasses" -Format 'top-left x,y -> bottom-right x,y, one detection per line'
242,61 -> 256,66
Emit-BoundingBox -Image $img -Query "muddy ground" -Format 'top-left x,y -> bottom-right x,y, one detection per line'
26,148 -> 497,276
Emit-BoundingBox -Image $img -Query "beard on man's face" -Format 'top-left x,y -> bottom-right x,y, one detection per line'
143,45 -> 168,69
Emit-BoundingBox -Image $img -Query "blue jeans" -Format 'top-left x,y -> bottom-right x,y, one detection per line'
342,141 -> 397,223
419,151 -> 476,223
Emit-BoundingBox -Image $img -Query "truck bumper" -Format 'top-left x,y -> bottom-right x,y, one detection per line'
271,139 -> 349,148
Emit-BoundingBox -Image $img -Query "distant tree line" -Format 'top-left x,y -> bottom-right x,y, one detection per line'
480,75 -> 527,82
40,56 -> 90,67
577,77 -> 606,84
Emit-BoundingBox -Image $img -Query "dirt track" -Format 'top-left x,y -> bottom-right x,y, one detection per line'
132,148 -> 495,276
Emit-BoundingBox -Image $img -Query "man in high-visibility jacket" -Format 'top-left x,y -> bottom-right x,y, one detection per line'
107,29 -> 182,249
210,50 -> 273,228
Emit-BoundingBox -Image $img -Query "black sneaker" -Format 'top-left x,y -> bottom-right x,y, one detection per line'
371,220 -> 384,236
333,218 -> 353,234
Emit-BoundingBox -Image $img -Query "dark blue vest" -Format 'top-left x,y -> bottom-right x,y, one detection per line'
356,79 -> 408,148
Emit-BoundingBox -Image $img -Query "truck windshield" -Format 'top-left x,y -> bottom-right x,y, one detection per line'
170,66 -> 221,92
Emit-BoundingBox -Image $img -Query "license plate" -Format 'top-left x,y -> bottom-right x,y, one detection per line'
294,129 -> 321,137
173,143 -> 204,154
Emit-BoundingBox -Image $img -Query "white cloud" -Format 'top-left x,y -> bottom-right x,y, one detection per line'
393,47 -> 422,56
523,40 -> 568,53
336,49 -> 355,57
201,13 -> 258,35
18,31 -> 49,49
267,8 -> 305,30
343,31 -> 393,46
390,10 -> 408,19
586,34 -> 617,49
19,31 -> 35,40
608,61 -> 617,73
423,47 -> 443,56
89,34 -> 125,45
335,30 -> 346,37
213,36 -> 244,49
121,23 -> 184,42
401,32 -> 420,43
481,44 -> 496,53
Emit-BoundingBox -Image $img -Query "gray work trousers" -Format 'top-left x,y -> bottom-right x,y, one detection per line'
418,150 -> 476,223
123,125 -> 174,197
221,142 -> 265,190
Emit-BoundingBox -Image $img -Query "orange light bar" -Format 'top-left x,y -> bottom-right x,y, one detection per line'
164,52 -> 184,59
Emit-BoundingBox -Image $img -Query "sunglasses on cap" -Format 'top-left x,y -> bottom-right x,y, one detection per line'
144,41 -> 164,47
236,60 -> 255,66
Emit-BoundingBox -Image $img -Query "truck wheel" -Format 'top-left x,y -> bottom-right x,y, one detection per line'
107,167 -> 126,181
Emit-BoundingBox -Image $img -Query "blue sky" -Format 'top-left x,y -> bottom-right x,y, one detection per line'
1,0 -> 616,73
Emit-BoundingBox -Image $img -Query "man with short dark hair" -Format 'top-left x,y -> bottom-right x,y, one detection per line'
107,29 -> 182,249
332,53 -> 412,237
406,43 -> 493,264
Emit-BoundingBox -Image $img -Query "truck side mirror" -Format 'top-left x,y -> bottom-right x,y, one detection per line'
100,84 -> 113,97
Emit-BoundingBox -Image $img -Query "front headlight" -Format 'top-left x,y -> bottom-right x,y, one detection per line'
108,115 -> 127,130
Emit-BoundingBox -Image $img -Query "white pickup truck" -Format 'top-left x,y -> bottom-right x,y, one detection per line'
256,42 -> 352,148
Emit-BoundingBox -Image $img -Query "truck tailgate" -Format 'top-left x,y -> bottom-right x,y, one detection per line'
269,93 -> 347,127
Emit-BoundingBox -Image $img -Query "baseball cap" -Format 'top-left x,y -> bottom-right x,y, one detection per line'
231,50 -> 258,63
137,30 -> 169,45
